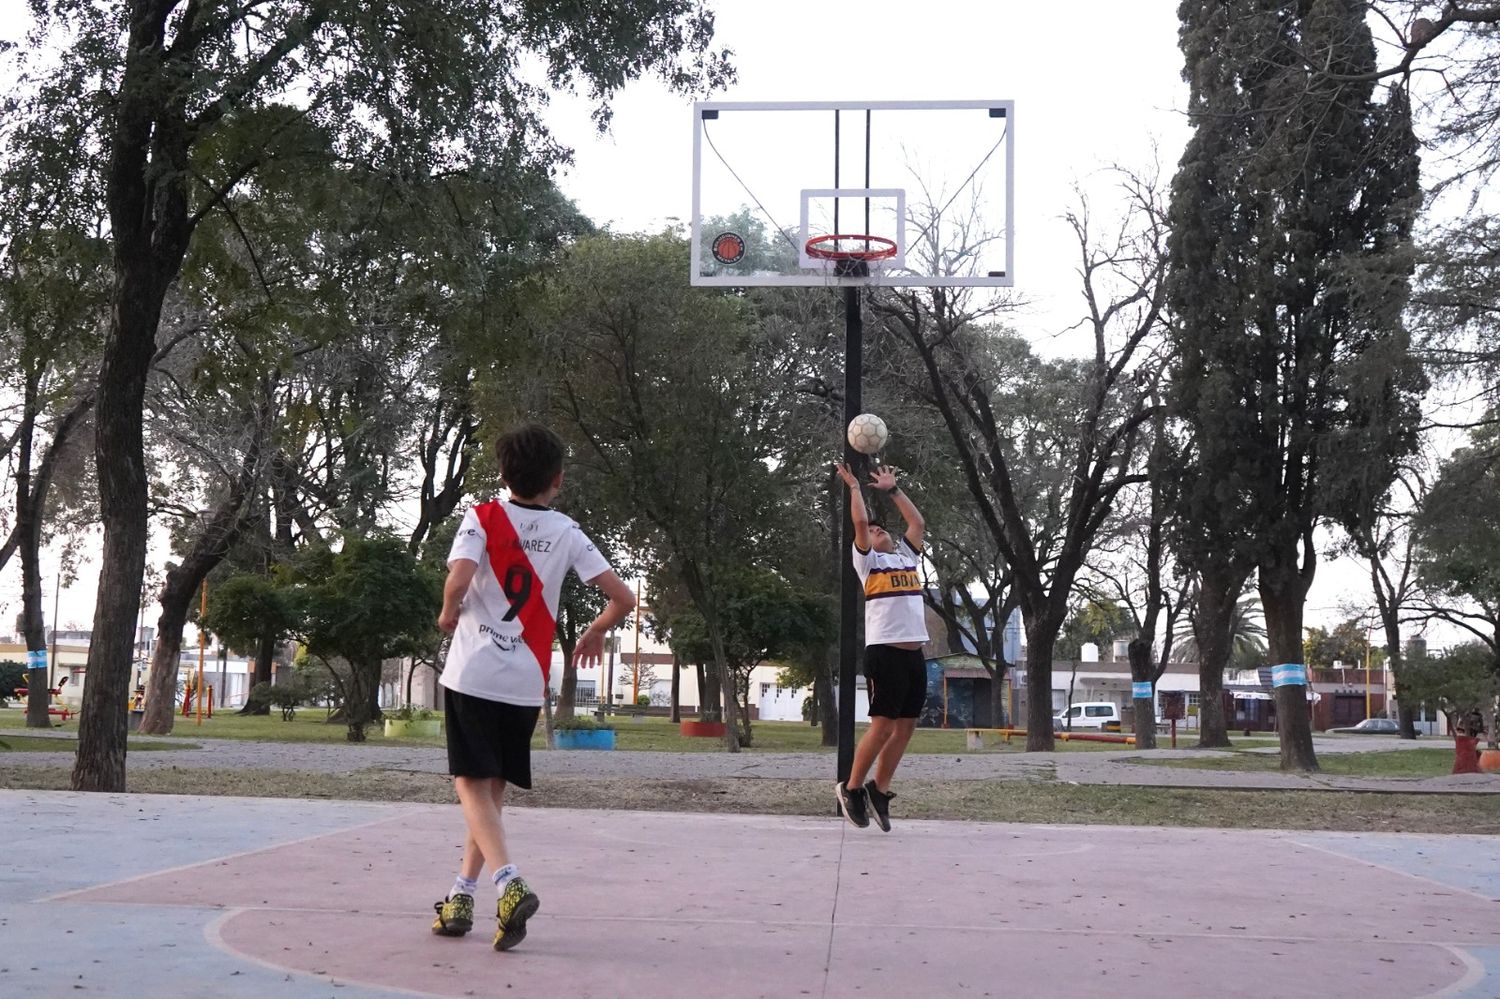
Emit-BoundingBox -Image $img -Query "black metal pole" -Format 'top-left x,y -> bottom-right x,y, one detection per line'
837,285 -> 863,785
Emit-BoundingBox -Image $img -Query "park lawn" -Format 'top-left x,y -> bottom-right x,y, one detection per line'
107,712 -> 1159,754
7,707 -> 1270,756
552,718 -> 1155,753
1130,747 -> 1457,778
3,763 -> 1497,833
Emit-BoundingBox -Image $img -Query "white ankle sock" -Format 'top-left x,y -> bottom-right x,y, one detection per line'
492,864 -> 520,891
450,875 -> 478,898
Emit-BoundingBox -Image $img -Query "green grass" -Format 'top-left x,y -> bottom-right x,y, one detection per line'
74,711 -> 1185,754
3,763 -> 1497,833
1130,747 -> 1458,778
0,705 -> 1281,756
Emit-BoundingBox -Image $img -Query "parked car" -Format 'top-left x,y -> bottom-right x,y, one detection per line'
1328,717 -> 1410,735
1052,701 -> 1121,731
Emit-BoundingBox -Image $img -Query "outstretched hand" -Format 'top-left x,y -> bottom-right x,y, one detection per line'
833,461 -> 860,490
868,465 -> 898,492
573,627 -> 605,669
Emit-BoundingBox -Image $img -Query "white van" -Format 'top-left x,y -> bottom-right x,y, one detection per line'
1052,701 -> 1121,731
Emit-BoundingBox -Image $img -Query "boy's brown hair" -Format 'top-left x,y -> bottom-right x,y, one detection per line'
495,423 -> 564,499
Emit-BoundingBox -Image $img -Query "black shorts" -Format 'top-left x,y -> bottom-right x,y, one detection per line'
444,689 -> 540,787
864,644 -> 927,719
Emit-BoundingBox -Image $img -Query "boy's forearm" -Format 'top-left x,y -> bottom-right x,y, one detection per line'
442,561 -> 478,610
890,488 -> 924,532
588,595 -> 635,637
847,487 -> 870,526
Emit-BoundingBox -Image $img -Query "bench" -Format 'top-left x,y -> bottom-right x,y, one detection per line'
963,727 -> 1135,749
963,728 -> 1026,749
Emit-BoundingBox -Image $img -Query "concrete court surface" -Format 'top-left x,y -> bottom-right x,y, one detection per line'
1,790 -> 1497,999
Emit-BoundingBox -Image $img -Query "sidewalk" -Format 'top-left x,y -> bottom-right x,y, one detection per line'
2,789 -> 1496,998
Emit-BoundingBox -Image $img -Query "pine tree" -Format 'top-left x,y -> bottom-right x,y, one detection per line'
1168,0 -> 1425,770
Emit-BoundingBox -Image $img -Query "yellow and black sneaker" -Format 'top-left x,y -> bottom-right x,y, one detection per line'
431,893 -> 475,937
493,878 -> 540,952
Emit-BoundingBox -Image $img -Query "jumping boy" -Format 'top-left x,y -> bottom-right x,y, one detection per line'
432,423 -> 635,950
833,461 -> 928,832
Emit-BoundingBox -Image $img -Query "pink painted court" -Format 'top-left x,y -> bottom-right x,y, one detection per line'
6,790 -> 1497,998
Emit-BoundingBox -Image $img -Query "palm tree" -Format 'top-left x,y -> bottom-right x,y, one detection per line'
1172,591 -> 1268,669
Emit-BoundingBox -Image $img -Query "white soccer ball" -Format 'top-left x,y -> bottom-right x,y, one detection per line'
846,413 -> 888,455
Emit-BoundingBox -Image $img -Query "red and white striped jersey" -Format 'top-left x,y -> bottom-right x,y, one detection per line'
440,500 -> 611,706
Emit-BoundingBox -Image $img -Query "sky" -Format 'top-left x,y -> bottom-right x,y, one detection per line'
0,2 -> 1446,646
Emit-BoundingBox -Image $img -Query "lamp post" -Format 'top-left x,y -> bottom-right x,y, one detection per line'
195,580 -> 207,725
1364,621 -> 1373,721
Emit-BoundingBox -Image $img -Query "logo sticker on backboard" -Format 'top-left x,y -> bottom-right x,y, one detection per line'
711,231 -> 746,265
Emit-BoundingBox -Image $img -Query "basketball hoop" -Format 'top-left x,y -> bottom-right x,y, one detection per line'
804,234 -> 899,262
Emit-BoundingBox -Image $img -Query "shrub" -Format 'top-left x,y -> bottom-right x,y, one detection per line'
636,694 -> 650,707
553,714 -> 614,731
0,659 -> 29,694
246,681 -> 275,713
388,704 -> 436,723
250,679 -> 308,720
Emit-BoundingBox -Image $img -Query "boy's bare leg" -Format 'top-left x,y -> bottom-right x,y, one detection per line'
847,717 -> 897,788
453,774 -> 507,876
455,776 -> 512,874
871,718 -> 917,791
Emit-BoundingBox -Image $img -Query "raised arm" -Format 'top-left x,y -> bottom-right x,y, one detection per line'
835,462 -> 871,550
869,465 -> 924,551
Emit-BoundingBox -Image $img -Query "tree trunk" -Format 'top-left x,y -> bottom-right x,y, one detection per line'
19,482 -> 50,730
344,658 -> 376,742
72,297 -> 159,791
988,665 -> 1008,729
816,644 -> 837,745
1260,568 -> 1318,772
1379,614 -> 1418,740
669,651 -> 681,723
556,642 -> 578,721
695,660 -> 712,717
541,688 -> 556,748
1128,637 -> 1157,750
74,3 -> 195,793
239,630 -> 276,715
704,623 -> 741,752
1023,620 -> 1056,752
1194,571 -> 1237,749
137,595 -> 189,735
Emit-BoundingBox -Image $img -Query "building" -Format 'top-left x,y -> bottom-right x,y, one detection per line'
1,628 -> 259,711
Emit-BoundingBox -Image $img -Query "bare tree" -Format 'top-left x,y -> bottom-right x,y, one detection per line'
875,170 -> 1168,750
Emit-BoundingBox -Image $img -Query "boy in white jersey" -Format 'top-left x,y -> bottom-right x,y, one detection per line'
431,423 -> 635,950
833,461 -> 928,832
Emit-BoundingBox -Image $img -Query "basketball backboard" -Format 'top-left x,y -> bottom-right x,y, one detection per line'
690,100 -> 1014,288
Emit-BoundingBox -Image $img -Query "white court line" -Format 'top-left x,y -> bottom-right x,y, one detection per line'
1419,946 -> 1487,999
203,909 -> 447,999
38,809 -> 407,903
1288,834 -> 1499,905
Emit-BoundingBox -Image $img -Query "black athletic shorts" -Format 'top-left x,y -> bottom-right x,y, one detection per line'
864,644 -> 927,719
444,689 -> 541,787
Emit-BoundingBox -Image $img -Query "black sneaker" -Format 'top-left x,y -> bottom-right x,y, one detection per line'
835,780 -> 870,829
864,780 -> 894,832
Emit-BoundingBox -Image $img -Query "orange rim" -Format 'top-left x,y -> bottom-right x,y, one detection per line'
804,234 -> 898,261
